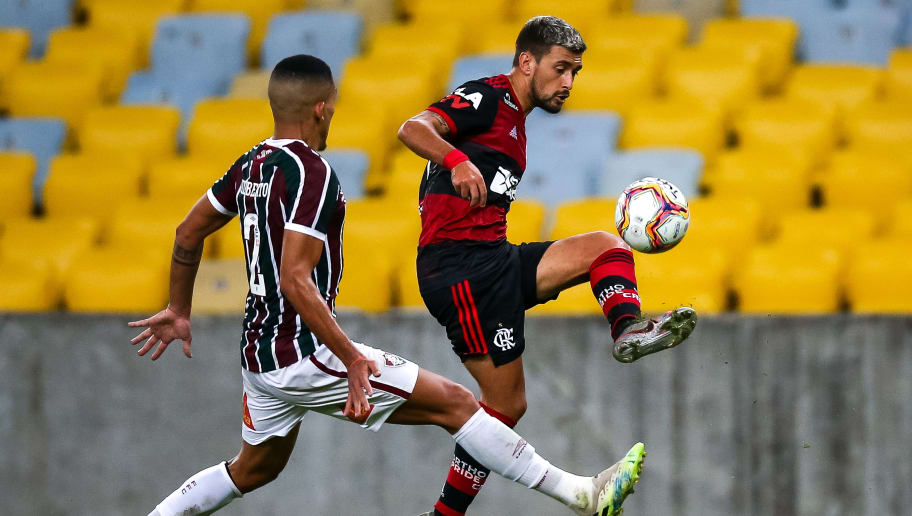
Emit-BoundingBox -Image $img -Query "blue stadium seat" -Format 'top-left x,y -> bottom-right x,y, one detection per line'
447,54 -> 514,92
321,149 -> 368,199
0,0 -> 74,56
598,148 -> 703,198
121,71 -> 224,119
151,14 -> 250,93
0,117 -> 66,198
521,110 -> 622,206
798,7 -> 902,64
261,11 -> 363,80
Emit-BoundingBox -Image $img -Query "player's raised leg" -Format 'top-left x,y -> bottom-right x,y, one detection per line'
148,426 -> 299,516
387,367 -> 645,515
535,231 -> 697,363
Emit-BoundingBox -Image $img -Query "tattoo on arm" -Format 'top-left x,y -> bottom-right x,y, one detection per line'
172,242 -> 203,267
426,111 -> 450,136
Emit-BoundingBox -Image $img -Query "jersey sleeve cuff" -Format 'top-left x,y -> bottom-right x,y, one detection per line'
285,222 -> 327,241
427,106 -> 458,136
207,189 -> 237,216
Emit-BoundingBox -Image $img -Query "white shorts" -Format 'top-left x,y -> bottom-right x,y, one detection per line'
240,342 -> 420,445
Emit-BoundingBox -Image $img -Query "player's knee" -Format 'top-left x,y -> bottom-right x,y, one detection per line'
229,455 -> 287,492
439,381 -> 480,428
590,230 -> 629,252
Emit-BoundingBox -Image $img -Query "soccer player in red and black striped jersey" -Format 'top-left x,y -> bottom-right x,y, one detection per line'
129,55 -> 645,516
399,16 -> 697,516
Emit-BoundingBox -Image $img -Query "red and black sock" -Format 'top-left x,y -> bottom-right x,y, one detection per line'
589,248 -> 641,339
433,403 -> 517,516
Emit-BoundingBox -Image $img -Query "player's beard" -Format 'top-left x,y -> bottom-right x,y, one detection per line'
318,126 -> 329,151
530,76 -> 567,114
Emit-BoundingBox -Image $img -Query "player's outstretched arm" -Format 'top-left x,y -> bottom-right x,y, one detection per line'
398,111 -> 487,207
128,195 -> 233,360
278,229 -> 380,419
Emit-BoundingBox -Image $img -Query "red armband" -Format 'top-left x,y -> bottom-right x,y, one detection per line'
442,149 -> 470,170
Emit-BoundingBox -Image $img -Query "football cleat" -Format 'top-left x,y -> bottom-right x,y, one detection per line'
575,442 -> 646,516
613,307 -> 697,363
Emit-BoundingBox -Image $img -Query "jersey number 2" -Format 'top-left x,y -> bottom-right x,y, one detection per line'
243,213 -> 267,296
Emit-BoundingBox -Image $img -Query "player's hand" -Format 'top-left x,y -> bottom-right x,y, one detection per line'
343,355 -> 381,420
128,307 -> 193,361
451,160 -> 487,207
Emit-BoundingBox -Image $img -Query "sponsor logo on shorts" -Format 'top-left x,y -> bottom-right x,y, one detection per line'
383,352 -> 406,367
242,393 -> 255,430
493,327 -> 515,351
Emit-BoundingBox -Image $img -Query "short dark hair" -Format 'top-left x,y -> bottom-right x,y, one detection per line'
270,54 -> 334,85
513,16 -> 586,67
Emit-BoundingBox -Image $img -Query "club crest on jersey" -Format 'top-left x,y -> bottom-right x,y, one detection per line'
383,352 -> 406,367
490,166 -> 519,201
493,327 -> 515,351
503,92 -> 519,111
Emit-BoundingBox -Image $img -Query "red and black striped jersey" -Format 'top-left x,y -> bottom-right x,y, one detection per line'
419,74 -> 527,247
208,138 -> 345,373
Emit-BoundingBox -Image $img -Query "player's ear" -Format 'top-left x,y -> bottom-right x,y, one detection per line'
518,51 -> 536,76
314,100 -> 326,121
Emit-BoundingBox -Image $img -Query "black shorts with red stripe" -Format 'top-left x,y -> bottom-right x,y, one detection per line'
417,239 -> 556,366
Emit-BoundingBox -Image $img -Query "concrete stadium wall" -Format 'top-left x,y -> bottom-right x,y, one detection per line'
1,313 -> 910,516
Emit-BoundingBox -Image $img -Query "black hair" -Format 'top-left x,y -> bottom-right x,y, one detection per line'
270,54 -> 334,85
513,16 -> 586,67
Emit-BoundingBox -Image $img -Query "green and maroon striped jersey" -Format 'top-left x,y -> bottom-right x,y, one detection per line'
208,138 -> 345,373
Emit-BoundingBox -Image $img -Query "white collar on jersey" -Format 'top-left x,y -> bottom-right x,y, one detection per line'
264,137 -> 309,147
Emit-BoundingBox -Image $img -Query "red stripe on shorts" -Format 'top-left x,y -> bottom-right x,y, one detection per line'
456,282 -> 484,354
461,281 -> 488,354
451,283 -> 478,353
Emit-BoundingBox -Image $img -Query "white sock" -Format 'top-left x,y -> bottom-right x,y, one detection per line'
151,462 -> 242,516
453,409 -> 594,509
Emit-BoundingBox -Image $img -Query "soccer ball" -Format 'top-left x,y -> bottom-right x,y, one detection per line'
614,177 -> 690,253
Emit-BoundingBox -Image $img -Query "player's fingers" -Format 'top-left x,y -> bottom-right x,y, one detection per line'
343,398 -> 354,418
150,341 -> 170,361
130,328 -> 152,345
127,318 -> 151,328
182,338 -> 192,359
368,360 -> 381,378
137,335 -> 158,356
477,177 -> 488,207
468,182 -> 480,207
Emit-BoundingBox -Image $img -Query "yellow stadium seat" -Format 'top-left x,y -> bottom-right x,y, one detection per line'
0,259 -> 60,311
786,64 -> 884,132
684,196 -> 764,259
189,0 -> 286,64
886,198 -> 912,239
367,24 -> 462,82
335,243 -> 394,312
846,240 -> 912,313
772,208 -> 878,264
0,217 -> 101,280
506,199 -> 546,244
394,253 -> 424,310
0,153 -> 36,218
187,98 -> 273,162
6,62 -> 105,129
148,156 -> 227,201
620,101 -> 724,160
700,17 -> 798,91
44,27 -> 141,101
79,105 -> 181,164
636,244 -> 730,314
587,14 -> 688,63
528,283 -> 601,316
340,57 -> 439,132
819,151 -> 912,219
734,244 -> 841,314
886,47 -> 912,100
513,0 -> 620,28
192,258 -> 248,314
407,0 -> 510,29
383,167 -> 420,203
64,248 -> 169,312
43,154 -> 144,219
0,29 -> 30,110
664,46 -> 761,119
469,21 -> 525,55
211,218 -> 245,259
85,0 -> 185,63
549,198 -> 616,241
844,101 -> 912,156
107,198 -> 199,259
329,100 -> 392,186
734,99 -> 837,167
564,47 -> 659,115
229,69 -> 271,99
704,149 -> 813,218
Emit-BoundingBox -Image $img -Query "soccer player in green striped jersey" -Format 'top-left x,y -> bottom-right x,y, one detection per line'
129,55 -> 643,516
